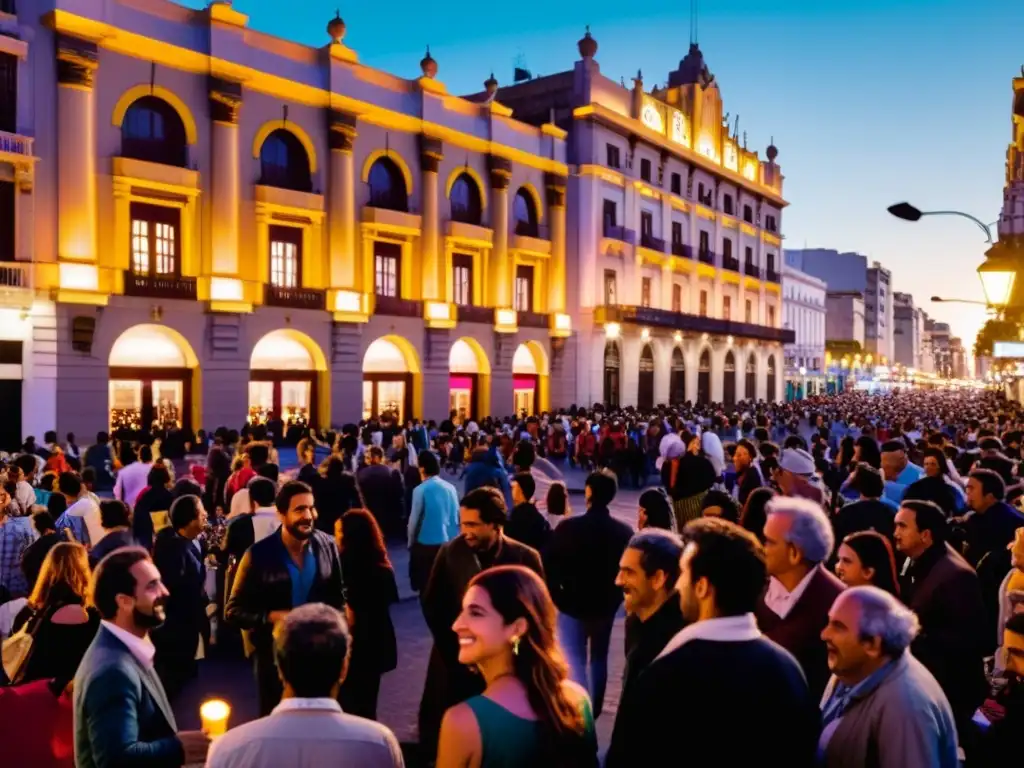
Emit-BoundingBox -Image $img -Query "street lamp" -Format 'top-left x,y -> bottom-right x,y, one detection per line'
977,256 -> 1017,309
887,202 -> 995,243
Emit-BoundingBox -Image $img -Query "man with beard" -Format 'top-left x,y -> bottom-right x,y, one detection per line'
418,487 -> 543,757
606,518 -> 818,767
226,481 -> 346,715
74,547 -> 210,767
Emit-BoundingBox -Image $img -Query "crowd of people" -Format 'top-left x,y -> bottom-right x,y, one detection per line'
0,388 -> 1023,766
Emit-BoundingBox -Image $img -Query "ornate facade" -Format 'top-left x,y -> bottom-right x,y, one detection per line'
489,35 -> 793,409
0,0 -> 573,445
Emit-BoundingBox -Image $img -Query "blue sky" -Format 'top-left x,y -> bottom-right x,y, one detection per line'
210,0 -> 1023,352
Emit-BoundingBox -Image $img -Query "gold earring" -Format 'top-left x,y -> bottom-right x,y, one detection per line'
511,636 -> 520,656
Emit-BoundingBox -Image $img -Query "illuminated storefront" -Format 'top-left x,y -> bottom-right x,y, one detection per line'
249,330 -> 325,427
362,337 -> 416,423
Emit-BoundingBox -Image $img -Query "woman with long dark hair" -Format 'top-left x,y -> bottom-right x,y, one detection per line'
437,565 -> 597,768
834,530 -> 900,597
335,508 -> 398,720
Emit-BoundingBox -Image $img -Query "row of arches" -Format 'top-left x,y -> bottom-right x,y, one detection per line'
105,324 -> 548,433
116,93 -> 543,234
604,342 -> 777,409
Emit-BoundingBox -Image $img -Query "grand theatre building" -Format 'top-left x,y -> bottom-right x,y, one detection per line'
1,0 -> 572,445
490,32 -> 793,408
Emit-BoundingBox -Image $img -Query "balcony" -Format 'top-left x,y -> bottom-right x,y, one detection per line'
603,223 -> 636,245
264,284 -> 326,311
511,222 -> 551,256
594,305 -> 795,344
123,272 -> 197,300
514,221 -> 548,238
723,255 -> 741,272
457,304 -> 494,324
744,262 -> 761,278
0,131 -> 33,162
671,242 -> 693,259
640,233 -> 666,253
698,249 -> 715,266
765,269 -> 781,283
446,220 -> 493,247
518,311 -> 550,329
374,294 -> 423,317
362,205 -> 422,235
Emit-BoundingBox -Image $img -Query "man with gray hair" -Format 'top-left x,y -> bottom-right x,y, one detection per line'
819,586 -> 958,767
756,496 -> 845,698
207,603 -> 403,768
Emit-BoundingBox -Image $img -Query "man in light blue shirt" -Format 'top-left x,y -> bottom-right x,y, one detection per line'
881,440 -> 925,505
407,450 -> 460,592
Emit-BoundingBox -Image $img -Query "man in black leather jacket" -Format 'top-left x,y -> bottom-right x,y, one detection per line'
225,480 -> 346,715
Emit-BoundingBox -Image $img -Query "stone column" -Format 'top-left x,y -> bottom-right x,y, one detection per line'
545,172 -> 567,314
56,36 -> 98,264
488,156 -> 512,308
420,137 -> 444,301
209,78 -> 243,277
328,110 -> 358,290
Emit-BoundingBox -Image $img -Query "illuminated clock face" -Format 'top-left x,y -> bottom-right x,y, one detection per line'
641,104 -> 663,133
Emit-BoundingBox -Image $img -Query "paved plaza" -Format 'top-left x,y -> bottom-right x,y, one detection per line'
173,470 -> 644,753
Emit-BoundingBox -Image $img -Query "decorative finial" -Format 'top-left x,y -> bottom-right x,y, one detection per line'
484,71 -> 498,95
577,26 -> 598,59
766,136 -> 778,162
420,45 -> 438,78
327,9 -> 346,44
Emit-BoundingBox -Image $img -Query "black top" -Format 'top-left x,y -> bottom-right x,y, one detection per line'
606,636 -> 819,768
20,532 -> 60,589
621,593 -> 686,696
505,502 -> 552,553
962,501 -> 1024,568
671,453 -> 718,499
89,529 -> 138,568
151,528 -> 207,655
13,598 -> 100,686
133,487 -> 175,551
831,498 -> 895,547
544,505 -> 633,619
342,560 -> 399,673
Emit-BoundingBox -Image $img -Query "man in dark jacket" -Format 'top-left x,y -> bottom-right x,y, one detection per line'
418,486 -> 543,755
151,494 -> 207,703
504,472 -> 551,552
831,464 -> 896,551
895,499 -> 987,738
355,446 -> 405,537
225,481 -> 346,715
544,469 -> 633,717
755,496 -> 845,700
607,518 -> 819,767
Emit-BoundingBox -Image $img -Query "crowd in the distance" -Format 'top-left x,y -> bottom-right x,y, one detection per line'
1,388 -> 1023,767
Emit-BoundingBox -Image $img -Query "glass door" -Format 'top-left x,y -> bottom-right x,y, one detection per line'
151,380 -> 183,429
110,380 -> 143,432
362,381 -> 374,421
248,381 -> 274,424
376,380 -> 405,423
450,388 -> 472,422
280,381 -> 311,426
513,388 -> 534,417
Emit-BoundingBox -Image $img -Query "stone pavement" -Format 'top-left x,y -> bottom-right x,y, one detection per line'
174,472 -> 645,755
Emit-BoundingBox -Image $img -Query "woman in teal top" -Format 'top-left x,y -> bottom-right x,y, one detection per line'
436,566 -> 598,768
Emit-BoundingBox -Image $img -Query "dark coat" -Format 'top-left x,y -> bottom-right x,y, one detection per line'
901,542 -> 987,729
355,464 -> 405,533
132,487 -> 174,552
544,505 -> 633,619
755,566 -> 846,700
621,593 -> 686,696
504,502 -> 551,553
151,528 -> 207,654
418,533 -> 543,750
831,499 -> 895,546
343,560 -> 399,674
73,626 -> 182,768
606,634 -> 819,768
225,528 -> 346,659
462,449 -> 513,511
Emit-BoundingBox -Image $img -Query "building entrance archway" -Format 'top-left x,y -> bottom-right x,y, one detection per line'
249,330 -> 328,431
363,336 -> 420,422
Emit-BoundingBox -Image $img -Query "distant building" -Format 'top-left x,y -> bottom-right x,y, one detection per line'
782,262 -> 826,397
786,249 -> 893,362
826,292 -> 865,348
949,337 -> 968,380
893,292 -> 925,369
926,319 -> 953,377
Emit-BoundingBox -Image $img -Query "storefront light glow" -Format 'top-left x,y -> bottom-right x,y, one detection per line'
495,309 -> 517,328
425,301 -> 451,321
334,290 -> 362,313
605,322 -> 621,339
554,313 -> 571,332
59,262 -> 99,291
210,277 -> 244,302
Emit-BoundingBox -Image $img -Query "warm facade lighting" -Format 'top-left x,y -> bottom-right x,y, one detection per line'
333,290 -> 362,313
605,322 -> 621,339
673,331 -> 683,343
554,313 -> 571,332
210,277 -> 244,302
495,309 -> 517,331
59,262 -> 99,292
425,301 -> 451,321
640,327 -> 650,340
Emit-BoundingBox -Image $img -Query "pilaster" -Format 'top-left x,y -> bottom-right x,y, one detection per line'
328,110 -> 358,290
488,155 -> 512,309
209,77 -> 243,278
420,136 -> 443,300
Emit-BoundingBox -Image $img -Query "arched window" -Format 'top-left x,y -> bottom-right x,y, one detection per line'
121,96 -> 187,167
638,344 -> 655,411
367,157 -> 408,212
513,188 -> 538,236
723,350 -> 736,408
697,349 -> 711,405
260,129 -> 312,192
450,173 -> 482,225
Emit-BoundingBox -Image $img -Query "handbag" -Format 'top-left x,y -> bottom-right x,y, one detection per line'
1,602 -> 56,685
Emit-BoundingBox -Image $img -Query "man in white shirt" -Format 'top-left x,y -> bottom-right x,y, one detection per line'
754,496 -> 845,699
113,444 -> 155,508
74,547 -> 209,767
207,603 -> 403,768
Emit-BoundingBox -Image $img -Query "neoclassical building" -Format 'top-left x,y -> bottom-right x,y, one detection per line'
489,34 -> 793,408
0,0 -> 573,446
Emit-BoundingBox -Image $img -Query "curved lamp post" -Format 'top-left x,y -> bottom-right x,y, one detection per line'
887,202 -> 995,244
